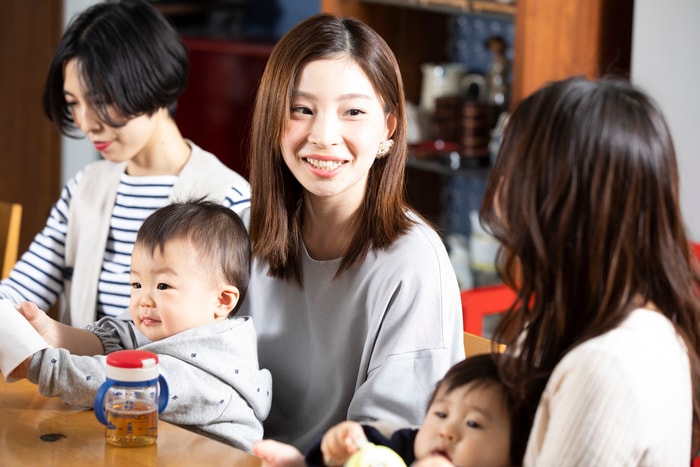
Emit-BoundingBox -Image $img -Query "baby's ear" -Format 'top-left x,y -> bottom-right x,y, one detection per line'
215,285 -> 240,318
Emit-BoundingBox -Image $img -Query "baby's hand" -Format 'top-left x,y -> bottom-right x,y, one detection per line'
321,421 -> 367,466
253,439 -> 305,467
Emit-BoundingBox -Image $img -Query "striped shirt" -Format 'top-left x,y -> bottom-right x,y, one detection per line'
0,170 -> 250,319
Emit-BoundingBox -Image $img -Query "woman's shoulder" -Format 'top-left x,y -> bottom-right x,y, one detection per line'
361,214 -> 454,285
386,212 -> 448,259
173,141 -> 251,204
65,159 -> 126,202
186,141 -> 248,182
575,309 -> 682,354
77,158 -> 126,177
554,309 -> 688,384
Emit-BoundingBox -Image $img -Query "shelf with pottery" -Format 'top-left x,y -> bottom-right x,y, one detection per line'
322,0 -> 634,107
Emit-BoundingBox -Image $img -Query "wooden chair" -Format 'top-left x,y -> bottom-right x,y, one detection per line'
0,201 -> 22,279
463,331 -> 506,356
461,284 -> 517,336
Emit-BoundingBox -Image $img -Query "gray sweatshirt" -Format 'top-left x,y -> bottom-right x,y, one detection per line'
27,316 -> 271,452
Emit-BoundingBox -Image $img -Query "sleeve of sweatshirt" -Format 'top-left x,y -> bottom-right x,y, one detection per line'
26,347 -> 106,408
85,315 -> 150,353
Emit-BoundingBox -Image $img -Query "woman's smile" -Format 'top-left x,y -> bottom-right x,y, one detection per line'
281,57 -> 395,202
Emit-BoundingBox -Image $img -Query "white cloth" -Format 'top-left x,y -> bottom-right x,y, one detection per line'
239,216 -> 464,451
524,308 -> 692,466
0,299 -> 49,381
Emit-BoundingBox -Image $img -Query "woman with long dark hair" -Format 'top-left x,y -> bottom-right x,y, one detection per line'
482,76 -> 700,464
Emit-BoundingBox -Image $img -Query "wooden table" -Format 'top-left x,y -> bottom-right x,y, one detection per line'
0,378 -> 261,466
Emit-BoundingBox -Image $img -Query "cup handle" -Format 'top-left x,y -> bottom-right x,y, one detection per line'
157,374 -> 169,413
93,380 -> 115,426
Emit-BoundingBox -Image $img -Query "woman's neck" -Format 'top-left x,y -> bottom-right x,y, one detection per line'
301,195 -> 360,261
126,110 -> 191,176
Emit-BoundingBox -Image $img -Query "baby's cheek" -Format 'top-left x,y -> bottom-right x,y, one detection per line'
413,429 -> 430,459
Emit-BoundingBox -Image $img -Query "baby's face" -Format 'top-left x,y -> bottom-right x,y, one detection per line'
414,381 -> 511,467
129,239 -> 230,341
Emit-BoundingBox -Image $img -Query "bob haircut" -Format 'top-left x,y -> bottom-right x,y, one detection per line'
43,0 -> 188,135
247,13 -> 413,284
135,199 -> 251,316
481,76 -> 700,451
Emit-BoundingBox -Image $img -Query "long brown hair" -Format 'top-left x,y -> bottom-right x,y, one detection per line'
482,77 -> 700,452
248,14 -> 412,284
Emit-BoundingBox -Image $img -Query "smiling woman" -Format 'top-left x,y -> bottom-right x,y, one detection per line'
241,13 -> 465,455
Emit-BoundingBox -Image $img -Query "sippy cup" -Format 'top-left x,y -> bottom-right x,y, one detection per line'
94,349 -> 169,447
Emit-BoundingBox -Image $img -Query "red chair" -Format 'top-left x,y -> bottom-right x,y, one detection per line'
691,242 -> 700,262
460,284 -> 517,336
461,242 -> 700,337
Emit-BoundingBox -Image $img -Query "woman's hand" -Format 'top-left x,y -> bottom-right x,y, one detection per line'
16,301 -> 52,341
321,421 -> 367,466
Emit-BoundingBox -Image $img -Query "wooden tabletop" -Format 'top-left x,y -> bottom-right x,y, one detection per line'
0,378 -> 261,466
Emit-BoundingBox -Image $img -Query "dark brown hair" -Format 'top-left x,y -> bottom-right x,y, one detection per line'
247,13 -> 413,284
481,76 -> 700,453
136,199 -> 250,315
43,0 -> 188,135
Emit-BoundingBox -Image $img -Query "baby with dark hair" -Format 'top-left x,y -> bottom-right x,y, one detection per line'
2,200 -> 271,452
256,353 -> 528,467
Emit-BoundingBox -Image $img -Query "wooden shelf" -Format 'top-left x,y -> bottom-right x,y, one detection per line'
356,0 -> 515,17
153,1 -> 245,16
470,0 -> 516,15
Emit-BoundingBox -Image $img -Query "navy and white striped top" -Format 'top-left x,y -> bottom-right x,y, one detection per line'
0,170 -> 250,319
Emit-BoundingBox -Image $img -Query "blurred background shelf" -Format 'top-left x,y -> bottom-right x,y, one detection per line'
355,0 -> 515,16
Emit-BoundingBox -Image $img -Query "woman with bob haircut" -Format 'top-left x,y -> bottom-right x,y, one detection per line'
241,14 -> 464,451
481,76 -> 700,465
0,0 -> 250,327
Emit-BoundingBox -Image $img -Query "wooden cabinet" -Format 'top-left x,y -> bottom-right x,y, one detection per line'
175,37 -> 274,178
321,0 -> 634,106
513,0 -> 633,102
0,0 -> 63,253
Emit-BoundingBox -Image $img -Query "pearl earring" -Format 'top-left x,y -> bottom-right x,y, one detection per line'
377,139 -> 394,158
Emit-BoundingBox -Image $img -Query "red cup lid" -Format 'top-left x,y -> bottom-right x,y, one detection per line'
105,350 -> 161,382
106,349 -> 159,369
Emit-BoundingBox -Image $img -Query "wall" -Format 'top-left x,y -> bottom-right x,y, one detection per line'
62,0 -> 100,185
630,0 -> 700,241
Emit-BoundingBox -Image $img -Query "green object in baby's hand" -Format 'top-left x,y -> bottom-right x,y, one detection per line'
344,441 -> 406,467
